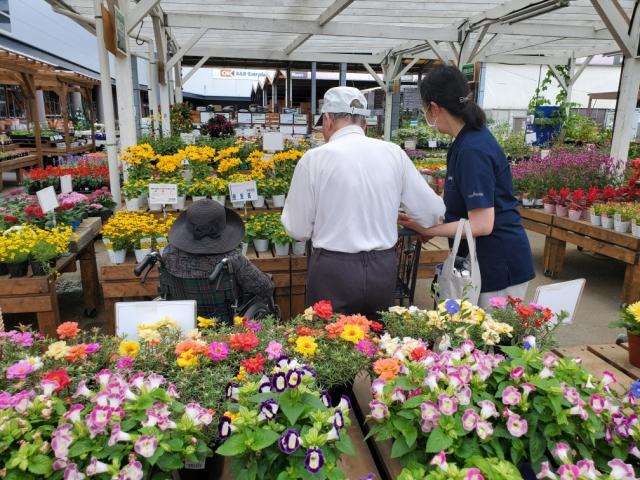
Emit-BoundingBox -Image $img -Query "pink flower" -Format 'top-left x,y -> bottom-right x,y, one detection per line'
356,340 -> 376,358
86,456 -> 109,476
63,463 -> 85,480
108,423 -> 132,447
119,457 -> 144,480
489,297 -> 508,308
537,462 -> 556,479
116,356 -> 135,370
557,465 -> 580,480
371,379 -> 386,399
543,352 -> 558,367
562,386 -> 580,405
421,400 -> 440,422
85,343 -> 100,354
601,371 -> 617,387
63,404 -> 84,423
208,342 -> 229,361
462,409 -> 479,431
134,435 -> 158,458
521,383 -> 536,396
464,468 -> 485,480
552,442 -> 571,463
430,451 -> 447,471
608,459 -> 635,479
475,420 -> 494,440
456,385 -> 472,405
369,399 -> 388,420
477,400 -> 498,419
6,360 -> 35,379
501,386 -> 522,406
438,393 -> 457,416
576,459 -> 600,478
506,414 -> 528,437
265,341 -> 283,360
245,320 -> 262,332
390,388 -> 406,403
510,366 -> 525,381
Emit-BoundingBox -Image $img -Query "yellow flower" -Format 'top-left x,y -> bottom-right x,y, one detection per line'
119,340 -> 141,359
234,366 -> 247,382
628,302 -> 640,322
177,349 -> 200,368
234,316 -> 245,326
45,341 -> 70,360
224,411 -> 240,423
294,336 -> 318,357
340,324 -> 365,344
303,307 -> 315,321
197,316 -> 217,328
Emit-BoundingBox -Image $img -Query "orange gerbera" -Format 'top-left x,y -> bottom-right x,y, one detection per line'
175,340 -> 208,356
64,344 -> 88,362
57,322 -> 80,339
325,322 -> 344,339
373,358 -> 402,381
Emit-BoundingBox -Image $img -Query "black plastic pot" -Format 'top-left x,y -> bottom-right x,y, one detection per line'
30,259 -> 56,276
7,261 -> 28,278
0,262 -> 7,276
177,453 -> 224,480
99,209 -> 114,223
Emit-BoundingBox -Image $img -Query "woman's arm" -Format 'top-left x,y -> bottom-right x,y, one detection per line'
399,207 -> 495,239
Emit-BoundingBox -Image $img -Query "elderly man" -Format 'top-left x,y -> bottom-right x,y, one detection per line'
282,86 -> 445,319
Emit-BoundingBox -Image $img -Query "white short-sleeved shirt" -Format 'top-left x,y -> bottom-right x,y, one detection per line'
281,125 -> 445,253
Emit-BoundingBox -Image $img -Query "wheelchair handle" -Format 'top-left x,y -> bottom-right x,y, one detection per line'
208,258 -> 228,284
134,251 -> 159,277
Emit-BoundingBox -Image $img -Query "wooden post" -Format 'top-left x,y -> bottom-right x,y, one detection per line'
623,263 -> 640,305
20,73 -> 43,167
543,237 -> 567,278
60,82 -> 70,160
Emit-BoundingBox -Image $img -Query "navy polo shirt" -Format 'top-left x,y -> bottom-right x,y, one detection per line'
444,125 -> 535,293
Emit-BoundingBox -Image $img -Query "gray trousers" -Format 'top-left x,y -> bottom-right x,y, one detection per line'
306,247 -> 397,320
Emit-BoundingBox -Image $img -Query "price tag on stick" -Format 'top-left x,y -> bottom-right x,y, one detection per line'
60,175 -> 73,194
228,181 -> 258,202
148,184 -> 178,205
37,186 -> 59,213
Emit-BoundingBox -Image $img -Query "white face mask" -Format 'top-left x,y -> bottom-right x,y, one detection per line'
424,105 -> 439,131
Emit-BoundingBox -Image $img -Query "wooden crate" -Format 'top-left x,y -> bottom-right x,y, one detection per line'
416,237 -> 449,279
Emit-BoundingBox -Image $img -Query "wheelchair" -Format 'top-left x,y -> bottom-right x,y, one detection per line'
134,251 -> 279,324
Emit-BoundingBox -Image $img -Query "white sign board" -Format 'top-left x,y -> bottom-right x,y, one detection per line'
180,133 -> 195,145
37,186 -> 58,213
404,140 -> 417,150
148,184 -> 178,205
428,140 -> 438,148
293,114 -> 308,125
293,126 -> 308,135
280,125 -> 294,135
525,132 -> 537,145
541,149 -> 550,159
60,175 -> 73,194
263,132 -> 284,152
252,113 -> 266,125
200,111 -> 215,123
366,116 -> 378,126
229,181 -> 258,202
280,113 -> 294,125
238,112 -> 252,124
115,300 -> 197,341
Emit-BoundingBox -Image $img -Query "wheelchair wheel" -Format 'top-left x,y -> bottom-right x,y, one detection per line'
240,297 -> 279,321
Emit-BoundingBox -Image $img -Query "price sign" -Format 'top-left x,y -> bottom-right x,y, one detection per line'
263,132 -> 284,152
238,112 -> 252,124
36,186 -> 58,213
280,113 -> 294,124
428,140 -> 438,148
404,140 -> 417,150
252,113 -> 266,125
525,132 -> 537,145
541,149 -> 550,159
148,184 -> 178,205
60,174 -> 73,194
228,181 -> 258,202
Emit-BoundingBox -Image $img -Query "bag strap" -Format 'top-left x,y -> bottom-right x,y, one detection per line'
462,219 -> 480,279
441,219 -> 467,272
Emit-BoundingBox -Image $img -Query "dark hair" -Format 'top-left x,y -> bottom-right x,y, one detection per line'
419,65 -> 486,130
327,99 -> 366,126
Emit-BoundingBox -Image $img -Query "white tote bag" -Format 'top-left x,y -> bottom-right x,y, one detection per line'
435,219 -> 481,305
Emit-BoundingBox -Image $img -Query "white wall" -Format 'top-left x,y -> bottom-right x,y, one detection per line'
481,63 -> 621,110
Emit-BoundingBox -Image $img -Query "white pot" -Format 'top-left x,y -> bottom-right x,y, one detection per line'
543,203 -> 555,215
590,213 -> 601,226
125,197 -> 141,211
232,201 -> 245,209
213,195 -> 226,206
568,209 -> 582,221
292,241 -> 306,256
271,194 -> 286,208
252,195 -> 265,208
632,221 -> 640,237
534,199 -> 543,207
253,239 -> 270,252
614,220 -> 630,233
241,242 -> 249,256
521,198 -> 534,207
192,195 -> 207,203
175,196 -> 186,210
601,216 -> 614,229
274,243 -> 290,256
138,195 -> 148,209
107,249 -> 127,265
134,248 -> 152,263
149,202 -> 163,212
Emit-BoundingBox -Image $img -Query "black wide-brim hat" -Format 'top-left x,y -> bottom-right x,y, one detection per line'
168,199 -> 244,255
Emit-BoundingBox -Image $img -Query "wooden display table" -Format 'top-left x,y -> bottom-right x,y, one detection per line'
416,237 -> 450,279
100,245 -> 307,335
519,207 -> 640,304
0,217 -> 101,336
0,153 -> 39,189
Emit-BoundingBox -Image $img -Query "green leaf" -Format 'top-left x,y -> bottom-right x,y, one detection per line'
402,395 -> 427,409
529,432 -> 545,464
335,432 -> 356,457
393,376 -> 417,391
157,452 -> 183,471
253,429 -> 280,450
166,438 -> 183,451
391,436 -> 413,459
28,455 -> 52,476
68,439 -> 93,458
425,428 -> 453,454
280,394 -> 306,426
217,434 -> 247,457
457,437 -> 481,459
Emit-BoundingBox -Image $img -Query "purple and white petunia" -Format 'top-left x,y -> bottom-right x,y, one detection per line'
304,447 -> 325,473
420,400 -> 440,422
501,386 -> 522,406
108,423 -> 132,447
369,400 -> 389,420
461,409 -> 479,431
320,390 -> 332,408
278,429 -> 300,454
271,372 -> 287,393
63,463 -> 85,480
477,400 -> 499,419
134,435 -> 158,458
118,457 -> 144,480
218,416 -> 236,440
438,394 -> 458,416
506,414 -> 528,438
430,451 -> 447,471
258,399 -> 279,422
286,369 -> 302,389
85,457 -> 109,476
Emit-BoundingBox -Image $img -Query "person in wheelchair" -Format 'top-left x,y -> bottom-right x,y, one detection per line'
163,199 -> 274,322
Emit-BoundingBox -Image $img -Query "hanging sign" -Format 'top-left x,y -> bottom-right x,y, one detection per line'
114,6 -> 128,56
37,186 -> 58,213
148,184 -> 178,205
60,175 -> 73,194
462,63 -> 475,82
228,181 -> 258,202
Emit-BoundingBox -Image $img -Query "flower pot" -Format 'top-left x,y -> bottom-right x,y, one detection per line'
555,205 -> 568,217
521,197 -> 534,207
252,195 -> 265,208
213,195 -> 226,206
0,262 -> 7,276
30,259 -> 55,276
125,197 -> 141,211
70,219 -> 81,231
7,260 -> 28,278
192,196 -> 207,203
292,241 -> 306,256
134,248 -> 152,263
271,194 -> 286,208
628,331 -> 640,368
582,209 -> 590,221
590,213 -> 601,226
232,200 -> 245,209
107,249 -> 127,265
253,239 -> 270,253
543,203 -> 555,215
633,221 -> 640,237
149,202 -> 163,212
179,453 -> 224,480
601,215 -> 614,229
99,209 -> 113,223
174,196 -> 186,210
241,242 -> 248,256
274,243 -> 290,256
614,220 -> 630,233
568,209 -> 582,221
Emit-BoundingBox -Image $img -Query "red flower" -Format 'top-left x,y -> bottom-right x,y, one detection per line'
229,332 -> 259,352
313,300 -> 333,320
542,308 -> 553,322
370,321 -> 384,333
3,215 -> 18,224
410,346 -> 429,361
297,326 -> 322,337
517,305 -> 535,320
242,353 -> 266,374
24,204 -> 45,218
43,370 -> 71,392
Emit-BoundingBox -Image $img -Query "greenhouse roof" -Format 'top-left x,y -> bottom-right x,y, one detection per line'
45,0 -> 638,70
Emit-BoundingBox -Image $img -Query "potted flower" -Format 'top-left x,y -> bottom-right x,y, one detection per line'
30,239 -> 59,276
601,203 -> 615,229
585,186 -> 600,220
210,177 -> 228,206
268,177 -> 289,208
542,187 -> 557,215
86,187 -> 116,222
188,180 -> 213,202
271,225 -> 292,256
292,239 -> 307,256
591,203 -> 603,226
613,204 -> 632,233
245,212 -> 278,253
611,302 -> 640,367
120,143 -> 156,180
122,179 -> 148,212
0,227 -> 35,277
555,187 -> 570,217
632,207 -> 640,237
178,145 -> 216,181
567,188 -> 585,221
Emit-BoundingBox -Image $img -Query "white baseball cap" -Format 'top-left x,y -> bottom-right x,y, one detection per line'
315,86 -> 370,126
